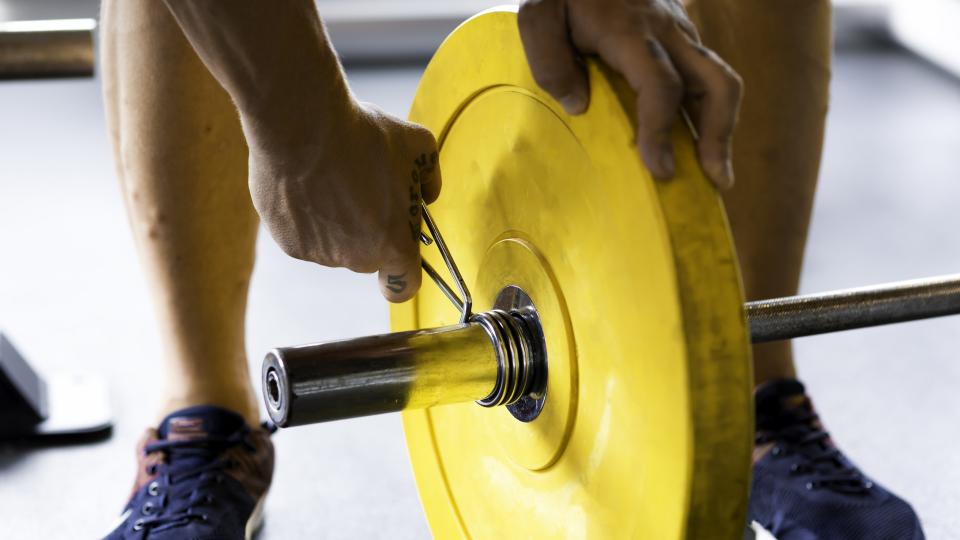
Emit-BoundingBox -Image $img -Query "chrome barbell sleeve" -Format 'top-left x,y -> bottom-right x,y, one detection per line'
263,308 -> 544,427
263,324 -> 497,427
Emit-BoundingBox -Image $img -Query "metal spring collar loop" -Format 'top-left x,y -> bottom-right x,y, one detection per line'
419,202 -> 539,407
419,202 -> 472,324
472,310 -> 536,407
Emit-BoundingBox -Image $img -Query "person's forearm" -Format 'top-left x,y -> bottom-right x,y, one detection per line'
162,0 -> 352,151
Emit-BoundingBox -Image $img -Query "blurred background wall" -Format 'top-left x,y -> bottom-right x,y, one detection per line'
1,0 -> 958,72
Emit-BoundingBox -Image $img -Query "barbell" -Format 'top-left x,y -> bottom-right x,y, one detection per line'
0,19 -> 96,79
260,8 -> 958,539
262,208 -> 960,427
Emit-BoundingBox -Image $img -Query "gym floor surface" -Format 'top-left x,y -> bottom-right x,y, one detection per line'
1,16 -> 959,540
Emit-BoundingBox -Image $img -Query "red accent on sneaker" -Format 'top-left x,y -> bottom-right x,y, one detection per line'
125,424 -> 275,505
166,417 -> 207,441
128,428 -> 163,501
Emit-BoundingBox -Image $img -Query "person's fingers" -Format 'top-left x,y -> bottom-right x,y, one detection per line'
664,1 -> 700,42
518,0 -> 590,115
662,26 -> 742,189
595,33 -> 684,179
378,137 -> 433,303
378,249 -> 422,303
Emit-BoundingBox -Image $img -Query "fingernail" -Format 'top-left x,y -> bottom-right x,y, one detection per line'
723,161 -> 735,188
660,148 -> 675,178
559,92 -> 587,115
705,159 -> 734,189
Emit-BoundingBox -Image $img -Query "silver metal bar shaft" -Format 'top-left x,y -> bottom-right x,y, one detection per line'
747,273 -> 960,343
263,273 -> 960,429
0,19 -> 96,79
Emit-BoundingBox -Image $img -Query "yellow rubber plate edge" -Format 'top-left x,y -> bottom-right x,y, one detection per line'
392,7 -> 753,539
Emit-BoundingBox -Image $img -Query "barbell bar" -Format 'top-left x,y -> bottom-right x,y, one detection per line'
747,272 -> 960,342
262,203 -> 960,428
0,19 -> 96,80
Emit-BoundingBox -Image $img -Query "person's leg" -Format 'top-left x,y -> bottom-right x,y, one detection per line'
687,0 -> 831,385
101,0 -> 259,424
101,4 -> 274,537
686,7 -> 924,538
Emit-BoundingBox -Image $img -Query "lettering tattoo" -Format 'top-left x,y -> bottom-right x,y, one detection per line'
386,273 -> 408,293
408,151 -> 439,242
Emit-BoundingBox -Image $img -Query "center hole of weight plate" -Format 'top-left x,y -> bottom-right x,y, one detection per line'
493,285 -> 548,423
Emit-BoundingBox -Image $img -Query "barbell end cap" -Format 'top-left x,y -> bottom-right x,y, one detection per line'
262,350 -> 291,428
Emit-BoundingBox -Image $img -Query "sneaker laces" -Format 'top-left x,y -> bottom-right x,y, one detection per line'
135,422 -> 275,532
755,400 -> 872,495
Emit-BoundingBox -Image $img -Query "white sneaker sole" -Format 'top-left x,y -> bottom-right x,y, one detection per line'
245,492 -> 268,540
746,520 -> 778,540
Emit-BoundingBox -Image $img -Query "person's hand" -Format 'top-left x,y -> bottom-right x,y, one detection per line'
518,0 -> 742,188
247,101 -> 441,302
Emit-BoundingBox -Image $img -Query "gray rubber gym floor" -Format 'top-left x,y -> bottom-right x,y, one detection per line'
2,15 -> 960,540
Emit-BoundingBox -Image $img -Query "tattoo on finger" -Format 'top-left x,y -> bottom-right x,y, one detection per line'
408,151 -> 439,242
386,273 -> 408,294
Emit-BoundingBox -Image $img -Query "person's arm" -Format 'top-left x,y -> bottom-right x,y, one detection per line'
163,0 -> 440,302
519,0 -> 742,188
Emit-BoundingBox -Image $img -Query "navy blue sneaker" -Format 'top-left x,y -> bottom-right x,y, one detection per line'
748,379 -> 924,539
104,405 -> 275,539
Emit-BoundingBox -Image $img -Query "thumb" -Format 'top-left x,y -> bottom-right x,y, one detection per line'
518,0 -> 590,114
